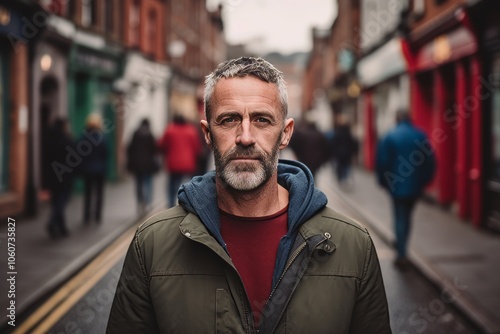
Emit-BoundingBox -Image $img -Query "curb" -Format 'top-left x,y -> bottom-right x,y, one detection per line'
6,200 -> 165,329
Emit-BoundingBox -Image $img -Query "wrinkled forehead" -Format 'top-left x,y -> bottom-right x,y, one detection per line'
211,77 -> 281,110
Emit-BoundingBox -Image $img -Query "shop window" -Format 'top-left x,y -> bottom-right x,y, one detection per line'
67,0 -> 76,19
147,9 -> 157,56
82,0 -> 98,27
129,0 -> 140,46
81,0 -> 91,26
105,0 -> 114,35
412,0 -> 425,20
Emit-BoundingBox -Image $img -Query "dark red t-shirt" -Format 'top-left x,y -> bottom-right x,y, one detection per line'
220,206 -> 288,325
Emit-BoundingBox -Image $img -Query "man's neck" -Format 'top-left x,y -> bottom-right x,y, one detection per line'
216,175 -> 289,217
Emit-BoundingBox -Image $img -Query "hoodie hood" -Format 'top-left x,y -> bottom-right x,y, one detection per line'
178,159 -> 328,283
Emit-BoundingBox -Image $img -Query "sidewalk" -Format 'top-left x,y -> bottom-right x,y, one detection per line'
317,164 -> 500,334
0,173 -> 166,328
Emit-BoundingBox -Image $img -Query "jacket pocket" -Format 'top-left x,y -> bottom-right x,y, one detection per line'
216,289 -> 230,333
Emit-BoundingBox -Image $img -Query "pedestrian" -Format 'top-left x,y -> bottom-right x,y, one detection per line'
79,113 -> 108,225
126,118 -> 159,214
289,118 -> 330,178
375,109 -> 436,267
45,118 -> 75,238
330,114 -> 358,185
107,57 -> 391,333
157,114 -> 201,208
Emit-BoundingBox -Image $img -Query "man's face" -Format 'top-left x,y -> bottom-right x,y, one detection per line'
201,76 -> 294,191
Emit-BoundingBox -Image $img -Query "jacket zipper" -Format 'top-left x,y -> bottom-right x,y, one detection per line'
266,241 -> 307,302
260,235 -> 327,333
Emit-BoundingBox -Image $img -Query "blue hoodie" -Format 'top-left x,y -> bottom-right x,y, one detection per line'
178,159 -> 328,286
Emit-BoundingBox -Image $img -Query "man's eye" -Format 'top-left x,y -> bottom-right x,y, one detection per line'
256,117 -> 270,123
222,117 -> 236,124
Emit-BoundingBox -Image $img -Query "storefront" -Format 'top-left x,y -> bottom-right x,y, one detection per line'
486,56 -> 500,231
30,21 -> 72,202
357,37 -> 409,169
168,74 -> 200,123
68,42 -> 124,181
479,0 -> 500,231
403,8 -> 483,226
326,48 -> 360,154
118,51 -> 171,146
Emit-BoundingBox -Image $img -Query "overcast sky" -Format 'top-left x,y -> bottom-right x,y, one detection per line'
208,0 -> 337,55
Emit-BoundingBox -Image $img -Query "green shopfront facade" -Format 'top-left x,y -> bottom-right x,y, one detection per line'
68,44 -> 123,181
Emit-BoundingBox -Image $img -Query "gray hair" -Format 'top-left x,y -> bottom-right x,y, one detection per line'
204,57 -> 288,121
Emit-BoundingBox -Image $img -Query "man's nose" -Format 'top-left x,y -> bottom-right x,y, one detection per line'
236,120 -> 256,146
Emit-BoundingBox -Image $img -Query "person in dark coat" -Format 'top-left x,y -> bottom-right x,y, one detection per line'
127,119 -> 159,213
289,119 -> 330,178
45,118 -> 75,238
330,114 -> 358,185
79,113 -> 108,225
376,110 -> 436,267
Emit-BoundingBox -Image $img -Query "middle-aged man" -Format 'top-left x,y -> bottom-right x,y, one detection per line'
107,57 -> 391,334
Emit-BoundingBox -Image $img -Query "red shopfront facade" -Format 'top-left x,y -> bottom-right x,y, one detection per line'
403,8 -> 483,227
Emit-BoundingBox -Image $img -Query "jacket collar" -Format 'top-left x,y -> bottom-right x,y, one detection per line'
178,159 -> 328,283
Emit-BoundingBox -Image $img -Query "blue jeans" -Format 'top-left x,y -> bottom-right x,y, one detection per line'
335,163 -> 351,183
392,197 -> 417,258
168,173 -> 190,208
48,188 -> 71,235
135,173 -> 153,206
83,174 -> 104,223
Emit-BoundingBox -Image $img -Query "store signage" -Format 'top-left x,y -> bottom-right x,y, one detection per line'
357,37 -> 407,88
75,51 -> 117,74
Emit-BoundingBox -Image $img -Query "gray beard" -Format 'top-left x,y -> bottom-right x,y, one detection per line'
212,135 -> 281,191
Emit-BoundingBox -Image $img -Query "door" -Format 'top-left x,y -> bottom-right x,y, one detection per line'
486,55 -> 500,230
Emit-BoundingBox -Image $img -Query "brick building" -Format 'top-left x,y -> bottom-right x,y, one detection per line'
302,0 -> 360,131
0,0 -> 44,217
1,0 -> 227,219
168,1 -> 225,122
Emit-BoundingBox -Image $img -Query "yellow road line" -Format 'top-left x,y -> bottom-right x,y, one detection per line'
14,226 -> 137,334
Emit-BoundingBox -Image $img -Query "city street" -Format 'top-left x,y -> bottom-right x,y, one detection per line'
9,165 -> 481,334
1,1 -> 499,333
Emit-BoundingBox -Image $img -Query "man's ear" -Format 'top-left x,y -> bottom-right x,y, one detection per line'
279,118 -> 294,149
200,120 -> 212,147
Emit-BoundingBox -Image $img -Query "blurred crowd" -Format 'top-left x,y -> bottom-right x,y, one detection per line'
43,112 -> 206,239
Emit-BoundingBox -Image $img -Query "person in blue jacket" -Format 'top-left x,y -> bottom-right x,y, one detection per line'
376,110 -> 436,267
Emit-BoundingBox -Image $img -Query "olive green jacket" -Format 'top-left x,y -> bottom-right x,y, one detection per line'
107,206 -> 391,334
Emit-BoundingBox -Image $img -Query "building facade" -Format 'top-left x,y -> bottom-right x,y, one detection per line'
167,1 -> 225,122
403,0 -> 483,226
301,0 -> 499,229
1,0 -> 227,219
356,0 -> 410,169
0,0 -> 44,217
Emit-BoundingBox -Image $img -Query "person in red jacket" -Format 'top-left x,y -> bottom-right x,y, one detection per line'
158,114 -> 202,207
